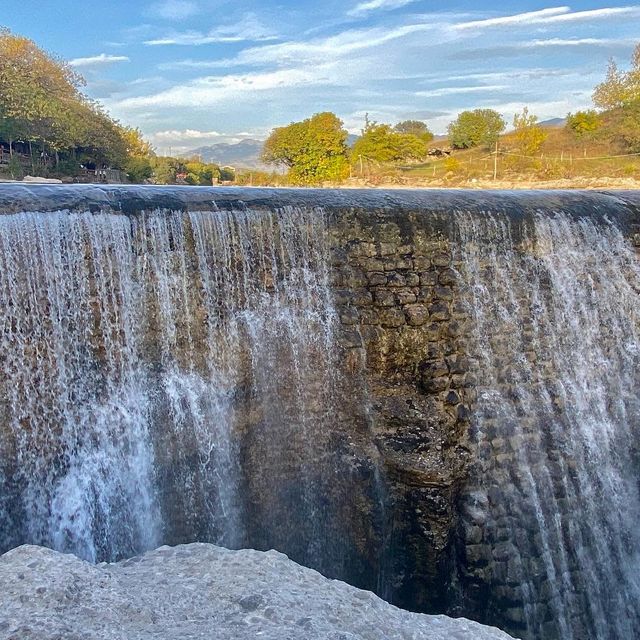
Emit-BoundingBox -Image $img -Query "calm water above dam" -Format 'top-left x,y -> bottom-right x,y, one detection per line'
0,185 -> 639,640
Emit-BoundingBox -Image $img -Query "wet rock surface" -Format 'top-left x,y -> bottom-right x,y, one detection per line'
0,543 -> 514,640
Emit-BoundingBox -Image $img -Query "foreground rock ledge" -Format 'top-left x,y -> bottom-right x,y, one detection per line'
0,543 -> 513,640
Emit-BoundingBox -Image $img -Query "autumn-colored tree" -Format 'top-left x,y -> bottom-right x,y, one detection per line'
513,107 -> 547,156
592,44 -> 640,152
448,109 -> 505,149
566,110 -> 602,140
593,43 -> 640,110
262,112 -> 350,184
0,27 -> 84,154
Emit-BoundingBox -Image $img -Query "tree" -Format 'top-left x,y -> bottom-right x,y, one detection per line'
262,112 -> 350,184
592,43 -> 640,153
184,159 -> 221,185
593,44 -> 640,110
513,107 -> 547,156
0,28 -> 84,155
121,126 -> 154,182
448,109 -> 506,149
394,120 -> 434,142
566,110 -> 602,140
352,119 -> 430,166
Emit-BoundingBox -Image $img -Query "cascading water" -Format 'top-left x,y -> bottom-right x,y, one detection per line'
0,205 -> 362,573
455,212 -> 640,640
2,186 -> 640,640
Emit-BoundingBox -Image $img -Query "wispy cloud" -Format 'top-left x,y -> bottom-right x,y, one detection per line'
450,37 -> 636,59
148,0 -> 200,21
117,67 -> 332,109
453,7 -> 570,30
347,0 -> 418,18
415,84 -> 508,98
145,13 -> 278,45
454,5 -> 640,31
70,53 -> 130,68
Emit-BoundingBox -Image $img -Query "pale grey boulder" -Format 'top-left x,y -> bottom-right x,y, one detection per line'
0,543 -> 513,640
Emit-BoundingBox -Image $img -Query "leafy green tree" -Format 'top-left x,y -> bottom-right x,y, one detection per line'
352,119 -> 429,165
513,107 -> 547,156
394,120 -> 434,142
184,159 -> 221,185
448,109 -> 506,149
566,110 -> 602,140
262,112 -> 350,184
593,43 -> 640,110
0,27 -> 84,155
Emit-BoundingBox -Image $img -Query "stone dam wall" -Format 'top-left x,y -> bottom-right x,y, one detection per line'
0,185 -> 639,640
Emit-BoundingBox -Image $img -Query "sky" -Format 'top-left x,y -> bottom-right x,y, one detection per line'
2,1 -> 638,154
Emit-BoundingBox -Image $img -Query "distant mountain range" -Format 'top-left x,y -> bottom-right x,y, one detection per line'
184,139 -> 265,169
539,117 -> 566,128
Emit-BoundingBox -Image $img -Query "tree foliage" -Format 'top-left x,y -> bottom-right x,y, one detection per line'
352,118 -> 430,164
592,43 -> 640,152
448,109 -> 506,149
566,110 -> 602,140
394,120 -> 434,142
262,112 -> 350,184
593,44 -> 640,110
513,107 -> 547,156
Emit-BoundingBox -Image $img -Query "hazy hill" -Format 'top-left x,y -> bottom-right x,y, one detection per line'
539,117 -> 566,128
185,139 -> 265,168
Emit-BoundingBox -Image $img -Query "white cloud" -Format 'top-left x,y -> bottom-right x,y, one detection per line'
69,53 -> 130,68
151,129 -> 225,142
149,0 -> 199,21
454,6 -> 640,31
415,85 -> 508,98
454,7 -> 570,30
116,67 -> 333,110
347,0 -> 418,18
145,13 -> 278,45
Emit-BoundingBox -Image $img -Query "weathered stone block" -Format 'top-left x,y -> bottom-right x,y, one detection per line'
340,307 -> 360,325
337,329 -> 363,349
396,290 -> 417,305
432,252 -> 451,267
367,272 -> 387,286
428,302 -> 450,322
378,242 -> 397,256
378,309 -> 406,327
374,289 -> 396,307
438,268 -> 457,286
404,305 -> 429,326
386,272 -> 406,287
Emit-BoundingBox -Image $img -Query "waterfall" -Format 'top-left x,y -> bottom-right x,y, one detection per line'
456,212 -> 640,640
0,205 -> 354,570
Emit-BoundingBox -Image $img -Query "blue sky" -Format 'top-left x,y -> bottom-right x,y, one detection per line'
2,1 -> 638,153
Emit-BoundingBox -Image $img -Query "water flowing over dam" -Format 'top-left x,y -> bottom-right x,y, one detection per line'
0,185 -> 639,640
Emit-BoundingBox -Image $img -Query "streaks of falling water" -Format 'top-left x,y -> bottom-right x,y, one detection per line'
0,206 -> 344,568
455,212 -> 640,640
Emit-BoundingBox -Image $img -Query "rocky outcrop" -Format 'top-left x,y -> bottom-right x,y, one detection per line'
0,543 -> 514,640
